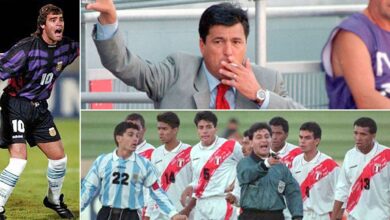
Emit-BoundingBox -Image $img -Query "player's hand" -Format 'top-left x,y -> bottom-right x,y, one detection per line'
171,214 -> 188,220
225,193 -> 237,204
180,186 -> 193,207
85,0 -> 117,25
220,56 -> 262,103
179,207 -> 191,217
143,217 -> 150,220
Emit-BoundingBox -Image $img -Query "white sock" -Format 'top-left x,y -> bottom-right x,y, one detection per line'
0,158 -> 27,207
47,156 -> 67,205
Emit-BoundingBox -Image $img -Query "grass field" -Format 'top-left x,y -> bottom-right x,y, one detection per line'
0,119 -> 79,220
81,111 -> 390,163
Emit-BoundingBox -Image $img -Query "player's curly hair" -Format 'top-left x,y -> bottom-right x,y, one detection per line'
32,4 -> 63,37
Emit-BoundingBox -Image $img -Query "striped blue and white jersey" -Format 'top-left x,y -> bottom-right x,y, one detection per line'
81,149 -> 178,218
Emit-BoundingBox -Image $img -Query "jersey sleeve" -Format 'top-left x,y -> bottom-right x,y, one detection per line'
0,42 -> 28,80
144,161 -> 178,218
80,155 -> 104,212
334,157 -> 351,203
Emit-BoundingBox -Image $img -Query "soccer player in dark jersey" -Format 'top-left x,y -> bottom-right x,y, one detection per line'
0,4 -> 78,219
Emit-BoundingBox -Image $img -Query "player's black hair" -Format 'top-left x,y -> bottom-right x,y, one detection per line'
114,121 -> 139,147
300,122 -> 322,139
248,122 -> 272,140
199,3 -> 249,43
194,111 -> 218,127
269,116 -> 289,133
157,111 -> 180,128
125,113 -> 145,129
33,4 -> 63,37
354,117 -> 377,134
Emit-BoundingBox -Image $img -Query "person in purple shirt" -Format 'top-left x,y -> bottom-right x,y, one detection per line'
322,0 -> 390,109
0,4 -> 78,219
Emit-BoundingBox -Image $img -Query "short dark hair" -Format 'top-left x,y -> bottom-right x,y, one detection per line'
269,116 -> 289,133
243,129 -> 250,138
33,4 -> 63,37
199,3 -> 249,43
194,111 -> 218,127
125,113 -> 145,129
157,111 -> 180,128
248,122 -> 272,140
300,122 -> 322,139
114,122 -> 139,147
354,117 -> 377,134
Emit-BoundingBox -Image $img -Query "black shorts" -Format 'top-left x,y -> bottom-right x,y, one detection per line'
0,93 -> 61,148
97,207 -> 139,220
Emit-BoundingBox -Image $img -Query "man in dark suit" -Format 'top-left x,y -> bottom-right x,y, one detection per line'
86,1 -> 304,109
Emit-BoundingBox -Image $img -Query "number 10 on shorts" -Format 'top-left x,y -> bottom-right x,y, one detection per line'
12,120 -> 25,133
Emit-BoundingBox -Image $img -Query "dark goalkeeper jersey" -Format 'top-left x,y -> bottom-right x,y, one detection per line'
0,36 -> 79,101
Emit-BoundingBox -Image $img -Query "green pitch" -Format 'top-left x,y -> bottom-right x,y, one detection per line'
0,119 -> 79,220
81,111 -> 390,161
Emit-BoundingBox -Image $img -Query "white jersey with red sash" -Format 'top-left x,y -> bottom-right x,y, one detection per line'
291,151 -> 339,216
146,142 -> 193,220
335,142 -> 390,220
271,142 -> 302,169
190,137 -> 243,220
136,140 -> 155,160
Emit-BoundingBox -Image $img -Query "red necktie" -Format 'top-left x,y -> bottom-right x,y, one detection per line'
216,84 -> 231,109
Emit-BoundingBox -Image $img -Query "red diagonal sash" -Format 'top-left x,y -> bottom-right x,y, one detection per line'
300,158 -> 339,201
139,148 -> 154,160
346,148 -> 390,213
161,147 -> 192,191
281,147 -> 302,169
195,140 -> 235,198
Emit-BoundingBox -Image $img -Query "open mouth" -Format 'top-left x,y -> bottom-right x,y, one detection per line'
54,28 -> 63,36
260,144 -> 268,149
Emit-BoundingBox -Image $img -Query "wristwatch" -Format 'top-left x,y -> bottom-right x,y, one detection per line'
254,89 -> 267,104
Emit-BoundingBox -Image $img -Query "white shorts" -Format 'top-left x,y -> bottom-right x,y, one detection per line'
194,196 -> 237,220
303,210 -> 331,220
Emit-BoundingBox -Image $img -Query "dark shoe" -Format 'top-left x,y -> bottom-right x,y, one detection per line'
43,194 -> 74,219
0,206 -> 6,220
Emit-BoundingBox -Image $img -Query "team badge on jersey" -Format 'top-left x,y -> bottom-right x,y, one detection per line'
214,156 -> 221,165
177,158 -> 185,167
49,127 -> 56,136
278,180 -> 286,193
315,171 -> 322,180
56,61 -> 63,71
374,163 -> 381,173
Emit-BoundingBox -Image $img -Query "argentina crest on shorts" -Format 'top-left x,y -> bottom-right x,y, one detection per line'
49,127 -> 57,136
277,180 -> 286,193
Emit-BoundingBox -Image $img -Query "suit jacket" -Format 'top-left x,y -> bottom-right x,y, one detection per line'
94,30 -> 304,109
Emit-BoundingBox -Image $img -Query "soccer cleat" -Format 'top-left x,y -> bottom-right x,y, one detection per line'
43,194 -> 74,219
0,206 -> 6,220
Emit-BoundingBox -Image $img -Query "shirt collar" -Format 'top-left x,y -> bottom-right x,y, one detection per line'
250,152 -> 265,163
355,141 -> 378,157
162,141 -> 183,154
136,140 -> 147,151
270,142 -> 288,155
202,62 -> 236,93
112,148 -> 136,161
199,136 -> 219,150
302,150 -> 321,164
